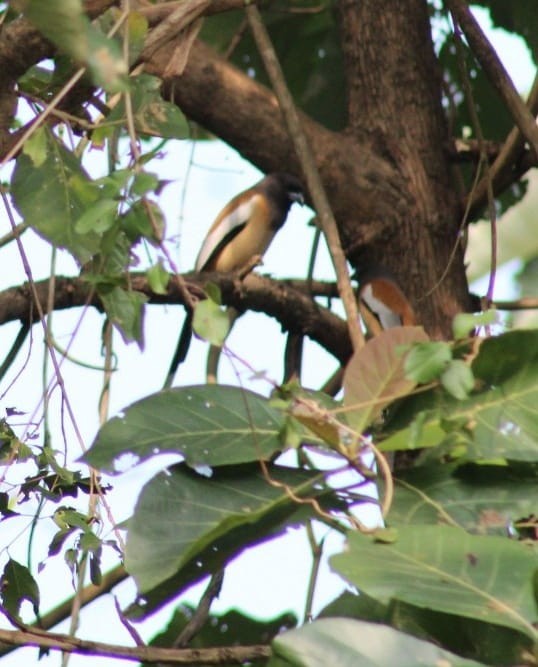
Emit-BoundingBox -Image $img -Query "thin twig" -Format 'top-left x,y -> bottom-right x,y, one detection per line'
451,18 -> 497,304
245,4 -> 364,352
114,596 -> 145,647
0,221 -> 29,249
173,570 -> 224,647
0,322 -> 30,383
494,297 -> 538,311
446,0 -> 538,159
303,522 -> 324,623
140,0 -> 211,61
467,72 -> 538,215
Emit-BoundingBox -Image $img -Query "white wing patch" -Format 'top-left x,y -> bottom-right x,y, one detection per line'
361,284 -> 402,329
195,197 -> 255,271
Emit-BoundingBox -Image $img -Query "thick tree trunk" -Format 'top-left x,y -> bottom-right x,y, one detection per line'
149,0 -> 473,340
337,0 -> 474,337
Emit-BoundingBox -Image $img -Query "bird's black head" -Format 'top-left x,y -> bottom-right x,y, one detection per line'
275,172 -> 305,206
258,172 -> 305,229
262,172 -> 305,210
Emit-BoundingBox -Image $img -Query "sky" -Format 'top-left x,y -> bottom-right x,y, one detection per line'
0,6 -> 535,666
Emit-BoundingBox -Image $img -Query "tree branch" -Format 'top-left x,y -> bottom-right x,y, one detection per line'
245,3 -> 363,351
0,274 -> 352,364
446,0 -> 538,160
466,72 -> 538,218
146,39 -> 403,262
0,626 -> 269,664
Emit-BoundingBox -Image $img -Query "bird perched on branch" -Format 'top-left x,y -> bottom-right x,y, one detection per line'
356,265 -> 416,336
321,266 -> 416,397
164,172 -> 305,387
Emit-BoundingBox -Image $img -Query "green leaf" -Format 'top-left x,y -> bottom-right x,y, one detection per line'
84,385 -> 286,471
441,359 -> 475,399
125,462 -> 332,592
467,366 -> 538,461
74,198 -> 118,234
343,327 -> 429,434
192,299 -> 231,346
404,341 -> 452,383
23,0 -> 127,92
319,581 -> 534,664
472,329 -> 538,385
288,387 -> 345,447
131,171 -> 159,197
86,23 -> 128,92
148,605 -> 296,655
0,559 -> 40,620
100,74 -> 189,140
146,262 -> 169,295
52,507 -> 89,530
380,332 -> 538,460
11,133 -> 101,263
24,0 -> 89,63
269,618 -> 486,666
98,286 -> 147,345
389,462 -> 538,534
387,600 -> 535,666
0,420 -> 30,464
22,126 -> 47,166
122,200 -> 164,243
331,527 -> 538,641
125,10 -> 149,67
453,310 -> 497,339
378,409 -> 446,452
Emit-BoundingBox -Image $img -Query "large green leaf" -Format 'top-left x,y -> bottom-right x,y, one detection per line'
23,0 -> 127,91
125,462 -> 334,593
84,385 -> 287,471
331,527 -> 538,641
269,618 -> 485,667
11,132 -> 101,263
390,462 -> 538,533
319,591 -> 534,666
343,327 -> 429,435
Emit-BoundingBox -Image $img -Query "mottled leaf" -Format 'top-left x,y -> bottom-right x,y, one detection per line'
84,385 -> 286,471
344,327 -> 429,434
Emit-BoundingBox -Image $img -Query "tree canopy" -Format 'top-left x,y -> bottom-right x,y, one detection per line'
0,1 -> 536,665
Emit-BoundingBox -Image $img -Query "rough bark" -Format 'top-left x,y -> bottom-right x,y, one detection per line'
0,275 -> 351,364
146,0 -> 474,339
0,0 -> 481,341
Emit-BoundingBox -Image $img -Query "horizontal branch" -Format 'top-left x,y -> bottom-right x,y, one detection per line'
0,567 -> 127,660
0,274 -> 351,363
494,297 -> 538,311
0,626 -> 270,664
